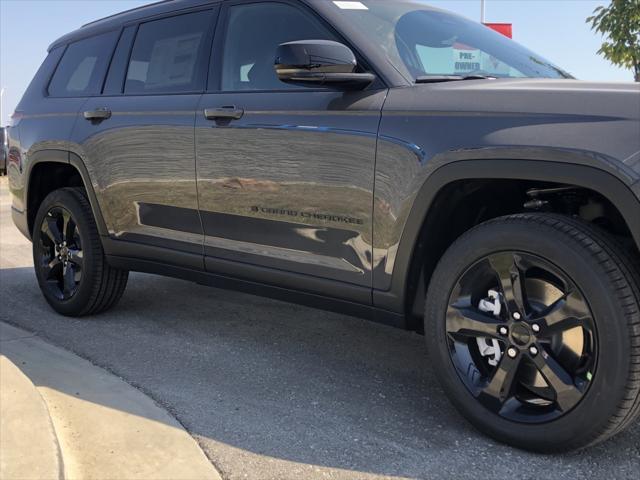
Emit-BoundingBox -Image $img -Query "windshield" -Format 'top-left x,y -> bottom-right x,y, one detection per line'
326,0 -> 571,81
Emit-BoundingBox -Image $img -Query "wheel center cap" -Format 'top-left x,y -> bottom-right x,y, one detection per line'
60,246 -> 69,257
511,324 -> 531,346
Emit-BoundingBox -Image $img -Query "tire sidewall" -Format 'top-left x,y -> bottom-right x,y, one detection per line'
32,189 -> 100,316
426,218 -> 630,451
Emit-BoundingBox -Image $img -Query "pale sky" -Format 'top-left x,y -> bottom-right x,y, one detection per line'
0,0 -> 635,126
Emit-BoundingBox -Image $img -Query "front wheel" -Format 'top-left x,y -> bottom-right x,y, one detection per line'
425,213 -> 640,452
33,187 -> 128,316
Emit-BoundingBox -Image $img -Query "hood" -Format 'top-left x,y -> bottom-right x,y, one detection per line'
384,78 -> 640,177
406,78 -> 640,121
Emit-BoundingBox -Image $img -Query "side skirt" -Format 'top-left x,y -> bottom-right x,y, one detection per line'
103,246 -> 406,330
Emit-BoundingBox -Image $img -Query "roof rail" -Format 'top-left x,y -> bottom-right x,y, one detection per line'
81,0 -> 173,28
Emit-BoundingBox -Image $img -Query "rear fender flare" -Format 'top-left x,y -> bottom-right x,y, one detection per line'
25,149 -> 108,237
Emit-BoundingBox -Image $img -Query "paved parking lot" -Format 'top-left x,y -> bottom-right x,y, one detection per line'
1,176 -> 639,480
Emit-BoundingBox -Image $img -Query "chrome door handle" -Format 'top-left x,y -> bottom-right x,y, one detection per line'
83,107 -> 111,121
204,106 -> 244,120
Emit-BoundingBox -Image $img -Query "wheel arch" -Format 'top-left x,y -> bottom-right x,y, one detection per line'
372,159 -> 640,323
25,150 -> 108,238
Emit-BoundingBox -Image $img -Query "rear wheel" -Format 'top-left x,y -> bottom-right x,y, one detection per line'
426,213 -> 640,452
33,187 -> 128,316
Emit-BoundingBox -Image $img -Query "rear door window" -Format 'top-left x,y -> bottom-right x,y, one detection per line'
48,31 -> 119,97
124,11 -> 214,94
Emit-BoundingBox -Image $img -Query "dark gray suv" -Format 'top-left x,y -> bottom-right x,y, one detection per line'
7,0 -> 640,452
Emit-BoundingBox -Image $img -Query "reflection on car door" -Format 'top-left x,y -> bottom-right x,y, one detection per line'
196,1 -> 386,301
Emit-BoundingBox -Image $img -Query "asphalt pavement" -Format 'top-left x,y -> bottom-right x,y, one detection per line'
1,177 -> 639,479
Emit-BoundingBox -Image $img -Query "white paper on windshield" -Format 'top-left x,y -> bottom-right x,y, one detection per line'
333,1 -> 368,10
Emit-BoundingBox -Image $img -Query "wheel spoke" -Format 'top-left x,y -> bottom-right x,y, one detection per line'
42,216 -> 62,245
488,253 -> 528,316
61,210 -> 74,243
63,263 -> 76,297
447,304 -> 504,340
43,257 -> 62,280
68,248 -> 83,266
536,291 -> 590,335
530,344 -> 583,412
478,353 -> 522,408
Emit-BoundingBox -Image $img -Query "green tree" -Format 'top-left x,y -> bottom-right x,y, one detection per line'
587,0 -> 640,82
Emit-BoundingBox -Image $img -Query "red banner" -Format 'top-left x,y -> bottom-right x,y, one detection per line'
484,23 -> 513,39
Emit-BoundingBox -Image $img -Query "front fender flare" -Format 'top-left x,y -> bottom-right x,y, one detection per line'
373,159 -> 640,314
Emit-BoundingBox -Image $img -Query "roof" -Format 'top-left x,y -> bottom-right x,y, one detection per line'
48,0 -> 217,51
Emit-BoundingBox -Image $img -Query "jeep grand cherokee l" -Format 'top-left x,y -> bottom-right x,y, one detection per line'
6,0 -> 640,452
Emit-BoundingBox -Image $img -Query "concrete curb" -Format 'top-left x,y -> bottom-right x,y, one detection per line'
0,322 -> 222,480
1,352 -> 63,480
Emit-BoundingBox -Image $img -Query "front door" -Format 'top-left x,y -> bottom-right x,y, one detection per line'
195,0 -> 386,299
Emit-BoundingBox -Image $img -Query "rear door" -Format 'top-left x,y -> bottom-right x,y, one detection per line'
71,7 -> 219,267
195,0 -> 386,300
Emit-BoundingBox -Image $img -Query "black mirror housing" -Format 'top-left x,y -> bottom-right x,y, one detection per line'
275,40 -> 375,89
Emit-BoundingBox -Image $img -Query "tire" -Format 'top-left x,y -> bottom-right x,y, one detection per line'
425,213 -> 640,452
32,187 -> 129,316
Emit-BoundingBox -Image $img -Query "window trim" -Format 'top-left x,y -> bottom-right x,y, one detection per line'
101,25 -> 136,96
40,46 -> 66,98
46,29 -> 120,98
208,0 -> 385,93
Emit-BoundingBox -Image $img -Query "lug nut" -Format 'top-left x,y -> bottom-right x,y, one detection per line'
507,347 -> 518,358
513,312 -> 521,320
499,326 -> 508,336
529,346 -> 538,356
532,324 -> 540,333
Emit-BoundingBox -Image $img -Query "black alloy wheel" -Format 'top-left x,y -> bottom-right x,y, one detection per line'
38,206 -> 84,300
446,251 -> 597,423
33,187 -> 129,316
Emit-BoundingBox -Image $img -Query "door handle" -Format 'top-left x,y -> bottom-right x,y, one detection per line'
83,107 -> 112,121
204,106 -> 244,121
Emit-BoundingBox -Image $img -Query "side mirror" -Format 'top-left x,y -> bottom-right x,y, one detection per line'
275,40 -> 375,90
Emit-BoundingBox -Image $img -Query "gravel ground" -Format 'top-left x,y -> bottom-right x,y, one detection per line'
1,178 -> 639,479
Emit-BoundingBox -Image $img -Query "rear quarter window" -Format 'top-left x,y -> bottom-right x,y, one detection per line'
48,31 -> 119,97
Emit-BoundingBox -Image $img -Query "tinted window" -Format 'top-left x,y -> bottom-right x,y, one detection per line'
48,31 -> 118,97
221,3 -> 335,91
125,11 -> 213,94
